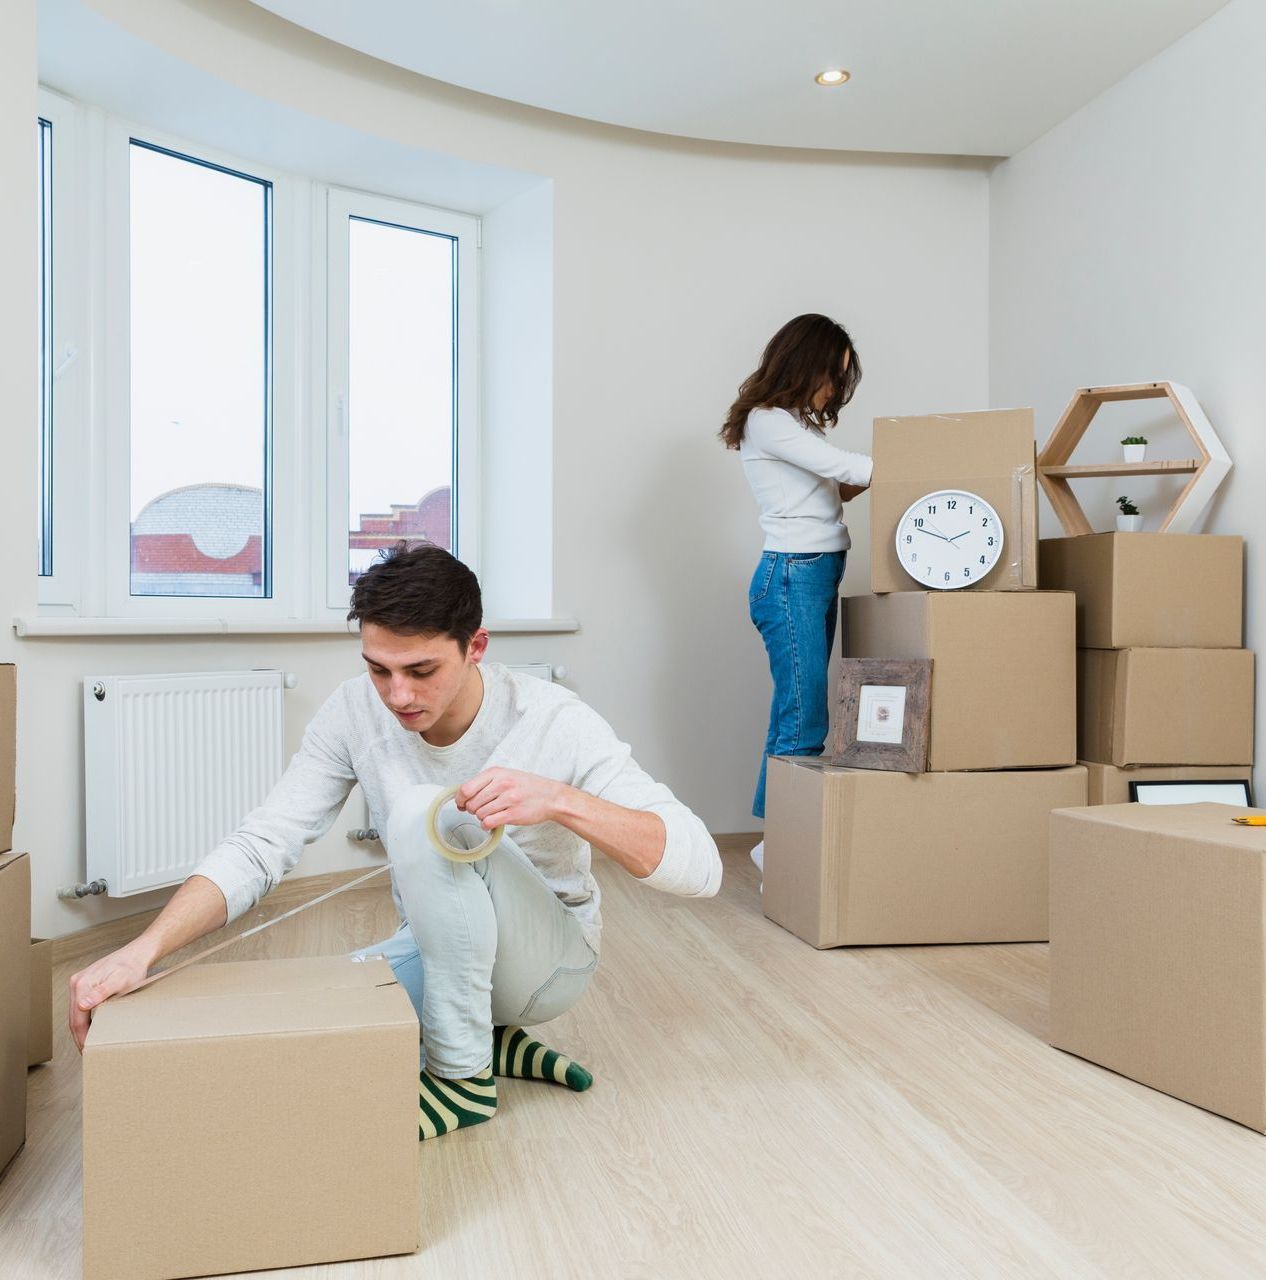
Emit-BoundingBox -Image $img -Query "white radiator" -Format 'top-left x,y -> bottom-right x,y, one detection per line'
84,671 -> 287,896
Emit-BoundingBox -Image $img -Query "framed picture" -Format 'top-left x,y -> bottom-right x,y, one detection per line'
830,658 -> 932,773
1128,779 -> 1255,807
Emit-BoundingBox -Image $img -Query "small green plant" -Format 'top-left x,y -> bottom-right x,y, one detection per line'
1120,435 -> 1148,446
1117,496 -> 1140,515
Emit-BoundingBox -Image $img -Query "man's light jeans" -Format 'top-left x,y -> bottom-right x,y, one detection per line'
350,784 -> 599,1078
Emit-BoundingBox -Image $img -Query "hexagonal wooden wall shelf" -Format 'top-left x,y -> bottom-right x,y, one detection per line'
1037,381 -> 1231,535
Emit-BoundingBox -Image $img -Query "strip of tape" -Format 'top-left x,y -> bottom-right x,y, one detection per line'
129,786 -> 503,993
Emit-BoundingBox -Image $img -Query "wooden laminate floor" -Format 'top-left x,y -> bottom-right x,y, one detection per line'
4,839 -> 1266,1279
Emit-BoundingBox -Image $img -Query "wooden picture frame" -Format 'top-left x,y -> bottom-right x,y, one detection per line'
830,659 -> 932,773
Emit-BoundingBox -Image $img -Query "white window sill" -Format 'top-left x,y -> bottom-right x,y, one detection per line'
13,616 -> 580,638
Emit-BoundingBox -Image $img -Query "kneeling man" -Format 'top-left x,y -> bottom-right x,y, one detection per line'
70,544 -> 723,1139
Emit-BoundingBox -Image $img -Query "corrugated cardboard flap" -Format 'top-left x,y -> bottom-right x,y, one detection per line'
86,956 -> 417,1048
873,408 -> 1035,478
1053,801 -> 1266,850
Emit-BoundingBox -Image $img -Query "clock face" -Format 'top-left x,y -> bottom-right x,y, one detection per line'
895,490 -> 1005,590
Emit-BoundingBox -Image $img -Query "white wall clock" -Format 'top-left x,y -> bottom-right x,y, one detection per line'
895,490 -> 1004,590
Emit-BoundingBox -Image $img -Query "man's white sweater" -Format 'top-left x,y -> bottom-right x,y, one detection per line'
192,662 -> 722,952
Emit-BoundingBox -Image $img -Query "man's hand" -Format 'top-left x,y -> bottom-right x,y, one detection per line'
69,942 -> 153,1053
455,768 -> 565,830
839,481 -> 870,503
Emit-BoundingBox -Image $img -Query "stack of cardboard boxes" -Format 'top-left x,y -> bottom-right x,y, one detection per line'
763,410 -> 1088,949
1040,532 -> 1253,798
0,664 -> 32,1182
1038,531 -> 1262,1132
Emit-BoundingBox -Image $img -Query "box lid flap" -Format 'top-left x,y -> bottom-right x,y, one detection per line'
1053,801 -> 1266,850
86,971 -> 417,1047
872,408 -> 1035,477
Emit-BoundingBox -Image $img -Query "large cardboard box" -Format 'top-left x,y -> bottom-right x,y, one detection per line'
1078,647 -> 1254,766
28,938 -> 53,1067
83,956 -> 421,1280
0,665 -> 14,851
1083,762 -> 1255,806
841,591 -> 1076,772
0,852 -> 31,1178
1051,802 -> 1266,1131
1040,533 -> 1243,649
763,757 -> 1086,948
870,408 -> 1038,594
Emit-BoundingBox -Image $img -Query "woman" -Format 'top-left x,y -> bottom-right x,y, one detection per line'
721,314 -> 871,872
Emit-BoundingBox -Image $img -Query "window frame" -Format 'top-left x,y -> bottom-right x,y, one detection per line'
323,187 -> 481,612
31,92 -> 482,627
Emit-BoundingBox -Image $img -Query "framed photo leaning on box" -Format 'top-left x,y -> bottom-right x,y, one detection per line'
720,314 -> 873,875
69,544 -> 722,1140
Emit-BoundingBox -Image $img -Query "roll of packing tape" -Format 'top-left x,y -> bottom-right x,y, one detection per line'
426,784 -> 505,863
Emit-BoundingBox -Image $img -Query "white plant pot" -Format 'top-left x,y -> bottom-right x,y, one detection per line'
1116,513 -> 1144,532
1123,444 -> 1147,463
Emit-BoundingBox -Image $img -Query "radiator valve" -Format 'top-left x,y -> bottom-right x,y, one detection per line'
58,879 -> 109,900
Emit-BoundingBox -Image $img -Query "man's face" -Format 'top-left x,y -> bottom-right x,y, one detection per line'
360,622 -> 482,732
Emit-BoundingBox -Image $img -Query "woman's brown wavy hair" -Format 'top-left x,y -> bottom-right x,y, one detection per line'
719,314 -> 861,449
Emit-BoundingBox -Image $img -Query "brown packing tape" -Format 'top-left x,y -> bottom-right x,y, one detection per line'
1013,462 -> 1038,587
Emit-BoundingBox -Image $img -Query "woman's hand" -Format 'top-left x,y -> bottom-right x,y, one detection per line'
839,480 -> 870,502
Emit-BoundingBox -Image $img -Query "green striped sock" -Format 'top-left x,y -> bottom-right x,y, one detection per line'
493,1025 -> 593,1092
418,1066 -> 497,1141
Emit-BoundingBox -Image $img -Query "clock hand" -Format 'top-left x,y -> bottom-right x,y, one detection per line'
948,529 -> 972,543
913,527 -> 950,543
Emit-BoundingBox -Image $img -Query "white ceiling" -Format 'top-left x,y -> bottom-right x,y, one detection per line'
247,0 -> 1228,156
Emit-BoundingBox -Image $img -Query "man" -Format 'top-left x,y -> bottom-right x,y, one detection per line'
70,544 -> 722,1139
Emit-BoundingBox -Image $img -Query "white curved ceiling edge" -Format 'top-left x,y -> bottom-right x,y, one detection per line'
246,0 -> 1229,157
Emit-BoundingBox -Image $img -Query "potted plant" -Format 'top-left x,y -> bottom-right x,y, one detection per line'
1116,495 -> 1143,532
1121,435 -> 1148,463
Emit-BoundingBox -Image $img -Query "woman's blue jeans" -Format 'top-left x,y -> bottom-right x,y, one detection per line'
748,550 -> 847,819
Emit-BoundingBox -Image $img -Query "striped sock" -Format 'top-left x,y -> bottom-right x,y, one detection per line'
493,1025 -> 593,1092
418,1066 -> 497,1140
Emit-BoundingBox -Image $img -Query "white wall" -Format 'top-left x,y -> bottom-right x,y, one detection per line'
991,0 -> 1262,795
4,0 -> 991,939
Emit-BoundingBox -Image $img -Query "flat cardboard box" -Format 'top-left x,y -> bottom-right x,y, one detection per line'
83,956 -> 420,1280
28,938 -> 53,1067
763,757 -> 1087,948
870,408 -> 1038,593
1083,762 -> 1255,806
0,665 -> 13,851
1050,802 -> 1266,1131
1078,647 -> 1254,766
1040,533 -> 1243,649
841,591 -> 1076,772
0,852 -> 31,1178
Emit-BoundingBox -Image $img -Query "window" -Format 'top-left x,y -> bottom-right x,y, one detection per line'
30,93 -> 484,628
36,117 -> 52,578
325,190 -> 479,610
127,142 -> 272,599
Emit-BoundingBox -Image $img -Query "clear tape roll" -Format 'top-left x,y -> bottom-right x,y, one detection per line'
425,784 -> 505,863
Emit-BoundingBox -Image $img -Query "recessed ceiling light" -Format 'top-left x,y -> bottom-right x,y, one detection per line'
815,69 -> 851,87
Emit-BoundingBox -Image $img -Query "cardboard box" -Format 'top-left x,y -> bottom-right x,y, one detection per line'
83,956 -> 420,1280
0,852 -> 31,1179
1083,762 -> 1255,806
0,665 -> 13,851
841,591 -> 1076,772
870,408 -> 1038,593
1078,647 -> 1254,766
28,938 -> 52,1067
1051,802 -> 1266,1131
762,757 -> 1086,948
1040,533 -> 1243,649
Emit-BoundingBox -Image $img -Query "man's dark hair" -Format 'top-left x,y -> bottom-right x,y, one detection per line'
347,541 -> 482,649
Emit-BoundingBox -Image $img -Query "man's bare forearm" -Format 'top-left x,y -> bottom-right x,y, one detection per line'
129,875 -> 229,969
548,786 -> 666,879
